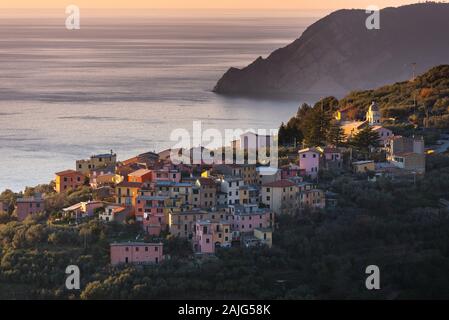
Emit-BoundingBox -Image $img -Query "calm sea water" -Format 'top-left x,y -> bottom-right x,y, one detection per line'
0,12 -> 318,191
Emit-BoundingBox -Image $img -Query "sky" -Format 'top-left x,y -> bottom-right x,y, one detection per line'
0,0 -> 420,10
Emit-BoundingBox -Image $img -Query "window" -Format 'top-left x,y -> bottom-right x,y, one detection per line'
145,247 -> 148,252
125,247 -> 129,252
155,246 -> 159,251
135,247 -> 139,252
302,154 -> 306,158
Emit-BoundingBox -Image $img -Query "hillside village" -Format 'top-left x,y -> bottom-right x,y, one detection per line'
0,98 -> 438,267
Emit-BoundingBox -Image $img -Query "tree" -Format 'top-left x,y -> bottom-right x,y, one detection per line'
326,122 -> 345,147
349,126 -> 380,158
302,106 -> 332,147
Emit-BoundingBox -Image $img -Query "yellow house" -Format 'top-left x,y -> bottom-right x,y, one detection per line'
242,164 -> 258,185
169,209 -> 229,238
254,228 -> 273,248
76,151 -> 117,175
115,181 -> 142,208
352,160 -> 375,173
261,180 -> 299,214
169,209 -> 211,238
211,221 -> 232,246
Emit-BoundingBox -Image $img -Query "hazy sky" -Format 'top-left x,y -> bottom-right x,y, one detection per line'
0,0 -> 419,10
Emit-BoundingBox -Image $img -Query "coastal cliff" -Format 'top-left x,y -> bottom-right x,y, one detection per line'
213,3 -> 449,99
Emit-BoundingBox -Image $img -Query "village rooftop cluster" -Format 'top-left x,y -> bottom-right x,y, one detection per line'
1,101 -> 430,265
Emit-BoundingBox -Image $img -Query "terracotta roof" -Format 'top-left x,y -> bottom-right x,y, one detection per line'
128,169 -> 152,177
116,181 -> 142,188
262,180 -> 296,188
55,169 -> 81,176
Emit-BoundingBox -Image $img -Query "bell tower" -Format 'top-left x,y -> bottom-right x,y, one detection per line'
366,101 -> 381,125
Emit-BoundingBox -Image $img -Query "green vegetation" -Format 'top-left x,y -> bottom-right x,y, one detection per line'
340,65 -> 449,128
279,65 -> 449,147
1,153 -> 449,299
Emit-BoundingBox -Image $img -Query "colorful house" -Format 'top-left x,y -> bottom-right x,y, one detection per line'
261,180 -> 298,214
115,181 -> 142,208
55,170 -> 85,193
15,194 -> 45,221
110,242 -> 163,265
280,164 -> 304,180
352,160 -> 375,173
228,204 -> 274,240
63,201 -> 104,220
386,135 -> 425,173
239,185 -> 259,205
193,220 -> 232,254
253,228 -> 273,248
76,151 -> 117,176
298,148 -> 320,178
299,189 -> 326,209
195,178 -> 217,209
128,169 -> 153,183
99,205 -> 131,223
218,176 -> 244,205
169,209 -> 214,239
318,147 -> 343,171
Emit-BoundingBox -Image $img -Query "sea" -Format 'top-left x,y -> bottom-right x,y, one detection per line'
0,9 -> 322,191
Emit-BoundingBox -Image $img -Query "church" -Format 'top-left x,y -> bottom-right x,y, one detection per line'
337,101 -> 393,145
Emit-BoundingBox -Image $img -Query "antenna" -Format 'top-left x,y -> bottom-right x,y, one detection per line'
411,62 -> 417,81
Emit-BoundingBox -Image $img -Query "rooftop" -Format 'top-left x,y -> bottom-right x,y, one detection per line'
298,147 -> 321,154
128,169 -> 152,177
262,180 -> 296,188
110,242 -> 163,247
55,169 -> 82,176
116,181 -> 142,188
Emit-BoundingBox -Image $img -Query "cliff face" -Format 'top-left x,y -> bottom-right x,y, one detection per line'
213,3 -> 449,99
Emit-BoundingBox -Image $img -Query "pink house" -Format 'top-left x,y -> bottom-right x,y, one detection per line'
152,168 -> 181,183
298,147 -> 320,178
194,221 -> 215,254
136,195 -> 167,235
110,242 -> 164,265
193,220 -> 232,254
15,194 -> 45,221
228,205 -> 274,240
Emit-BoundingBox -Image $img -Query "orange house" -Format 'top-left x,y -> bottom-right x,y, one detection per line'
55,170 -> 85,193
128,169 -> 153,183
